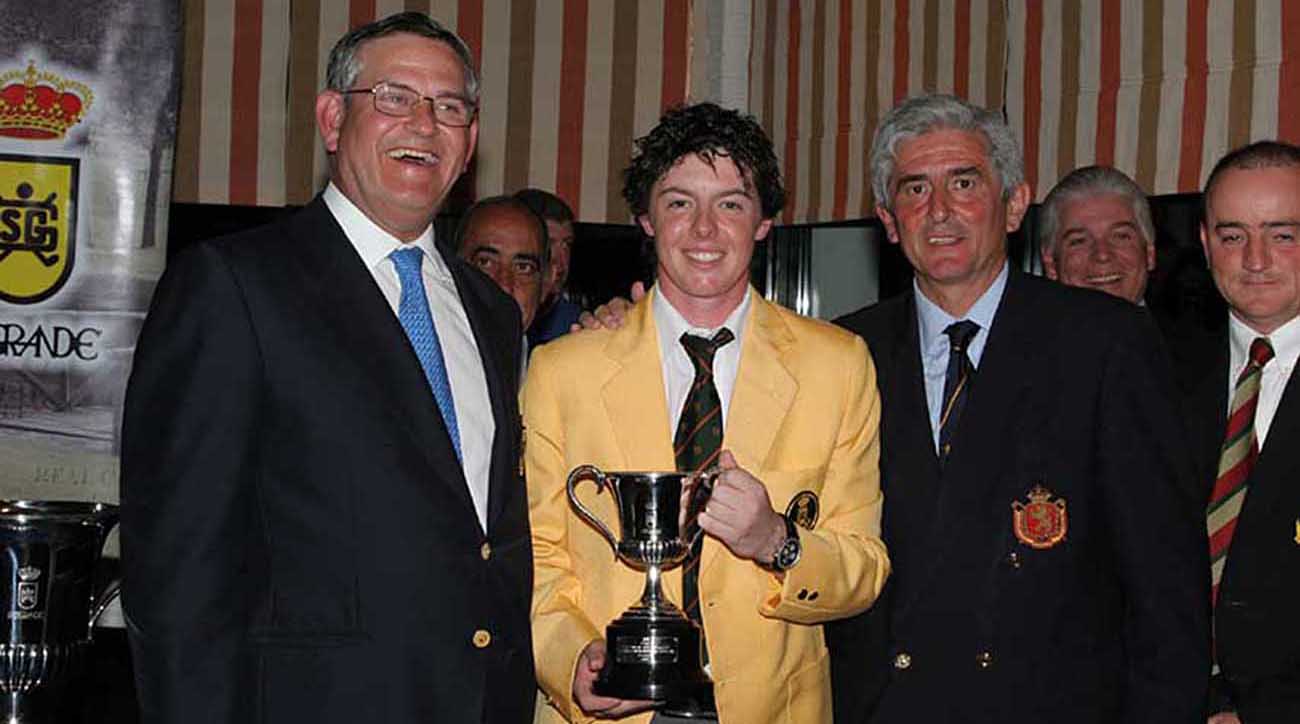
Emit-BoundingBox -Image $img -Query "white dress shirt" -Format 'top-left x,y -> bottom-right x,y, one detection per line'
1227,312 -> 1300,447
653,287 -> 751,437
324,183 -> 495,532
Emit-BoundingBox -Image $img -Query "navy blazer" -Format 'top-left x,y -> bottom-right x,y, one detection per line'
1167,318 -> 1300,723
829,270 -> 1209,724
122,198 -> 535,724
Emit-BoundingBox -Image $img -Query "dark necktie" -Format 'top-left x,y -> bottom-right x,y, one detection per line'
675,327 -> 734,665
391,246 -> 462,462
938,320 -> 980,463
1208,336 -> 1274,605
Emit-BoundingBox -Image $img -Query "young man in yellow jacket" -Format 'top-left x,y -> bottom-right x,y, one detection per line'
524,102 -> 891,724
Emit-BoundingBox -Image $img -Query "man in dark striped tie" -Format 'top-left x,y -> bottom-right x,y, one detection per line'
525,102 -> 890,724
1170,140 -> 1300,724
829,94 -> 1207,724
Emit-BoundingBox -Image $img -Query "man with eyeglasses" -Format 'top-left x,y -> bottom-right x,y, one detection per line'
122,12 -> 535,724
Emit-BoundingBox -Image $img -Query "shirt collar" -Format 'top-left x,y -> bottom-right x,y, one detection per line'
914,262 -> 1008,366
1229,310 -> 1300,368
323,182 -> 451,280
653,286 -> 751,354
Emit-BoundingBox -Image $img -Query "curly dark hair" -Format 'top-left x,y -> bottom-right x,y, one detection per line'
622,102 -> 785,219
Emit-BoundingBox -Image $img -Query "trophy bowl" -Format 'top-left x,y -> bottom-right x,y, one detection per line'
566,465 -> 717,705
0,500 -> 119,724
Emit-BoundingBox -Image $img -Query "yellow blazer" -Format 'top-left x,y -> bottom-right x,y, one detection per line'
523,289 -> 889,724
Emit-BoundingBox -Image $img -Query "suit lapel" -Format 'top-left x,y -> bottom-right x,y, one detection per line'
898,272 -> 1033,613
702,295 -> 797,575
601,293 -> 677,471
294,200 -> 476,514
1239,360 -> 1300,522
444,247 -> 520,531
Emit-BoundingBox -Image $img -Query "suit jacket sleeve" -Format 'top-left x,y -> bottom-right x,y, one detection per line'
1101,312 -> 1210,722
522,345 -> 604,723
755,332 -> 890,624
121,242 -> 263,724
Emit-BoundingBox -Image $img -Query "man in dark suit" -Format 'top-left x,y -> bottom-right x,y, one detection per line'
121,12 -> 534,724
828,94 -> 1208,723
1177,141 -> 1300,724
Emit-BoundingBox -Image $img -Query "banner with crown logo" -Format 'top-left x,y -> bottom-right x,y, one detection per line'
0,3 -> 181,536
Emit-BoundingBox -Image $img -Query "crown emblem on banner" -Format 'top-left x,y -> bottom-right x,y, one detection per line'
0,62 -> 94,140
17,566 -> 40,582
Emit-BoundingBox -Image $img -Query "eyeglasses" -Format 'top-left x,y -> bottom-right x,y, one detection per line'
342,81 -> 477,127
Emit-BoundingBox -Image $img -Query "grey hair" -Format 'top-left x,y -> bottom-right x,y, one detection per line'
325,11 -> 479,104
869,94 -> 1023,211
1038,166 -> 1154,258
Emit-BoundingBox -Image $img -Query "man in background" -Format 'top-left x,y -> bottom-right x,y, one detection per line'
457,195 -> 549,330
1038,165 -> 1156,304
121,12 -> 534,724
516,187 -> 582,345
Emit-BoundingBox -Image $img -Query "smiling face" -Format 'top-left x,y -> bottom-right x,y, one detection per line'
639,154 -> 773,327
316,32 -> 478,241
877,128 -> 1030,316
1043,192 -> 1155,303
1201,165 -> 1300,334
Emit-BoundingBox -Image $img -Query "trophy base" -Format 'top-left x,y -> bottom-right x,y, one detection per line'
593,609 -> 713,704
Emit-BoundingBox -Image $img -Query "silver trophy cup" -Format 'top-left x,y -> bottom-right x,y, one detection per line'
566,465 -> 717,706
0,500 -> 119,724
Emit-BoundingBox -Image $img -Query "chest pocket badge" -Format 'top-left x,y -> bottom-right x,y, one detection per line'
785,490 -> 820,529
1011,485 -> 1067,550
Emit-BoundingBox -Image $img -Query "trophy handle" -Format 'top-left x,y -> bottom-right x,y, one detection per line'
566,465 -> 620,559
684,469 -> 718,550
88,578 -> 122,640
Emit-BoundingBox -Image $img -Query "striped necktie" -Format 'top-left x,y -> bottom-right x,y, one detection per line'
1208,336 -> 1274,605
938,320 -> 980,463
675,327 -> 734,666
390,246 -> 462,462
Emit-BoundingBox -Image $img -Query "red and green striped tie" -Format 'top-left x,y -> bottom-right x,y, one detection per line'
1208,336 -> 1274,605
675,328 -> 734,665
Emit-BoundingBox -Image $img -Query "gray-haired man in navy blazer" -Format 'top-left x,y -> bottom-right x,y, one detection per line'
828,94 -> 1208,724
121,12 -> 534,724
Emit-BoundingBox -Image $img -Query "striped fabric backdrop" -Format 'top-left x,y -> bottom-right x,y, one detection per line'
174,0 -> 1300,222
173,0 -> 692,221
1011,0 -> 1300,201
748,0 -> 1008,223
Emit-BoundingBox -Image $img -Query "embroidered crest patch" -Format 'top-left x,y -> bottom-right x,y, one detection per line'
1011,485 -> 1067,549
785,490 -> 820,530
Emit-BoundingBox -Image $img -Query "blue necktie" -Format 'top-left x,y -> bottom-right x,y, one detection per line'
390,246 -> 462,462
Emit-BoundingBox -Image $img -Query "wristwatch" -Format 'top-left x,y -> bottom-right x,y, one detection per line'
769,515 -> 802,572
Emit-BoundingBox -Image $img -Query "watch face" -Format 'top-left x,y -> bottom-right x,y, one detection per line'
775,537 -> 800,571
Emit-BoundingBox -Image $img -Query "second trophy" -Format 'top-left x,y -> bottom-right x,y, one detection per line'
566,464 -> 717,706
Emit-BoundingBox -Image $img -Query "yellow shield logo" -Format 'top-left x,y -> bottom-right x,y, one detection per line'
0,154 -> 78,304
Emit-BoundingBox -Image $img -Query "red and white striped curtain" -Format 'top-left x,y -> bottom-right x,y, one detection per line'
173,0 -> 1300,223
173,0 -> 693,221
1010,0 -> 1300,201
